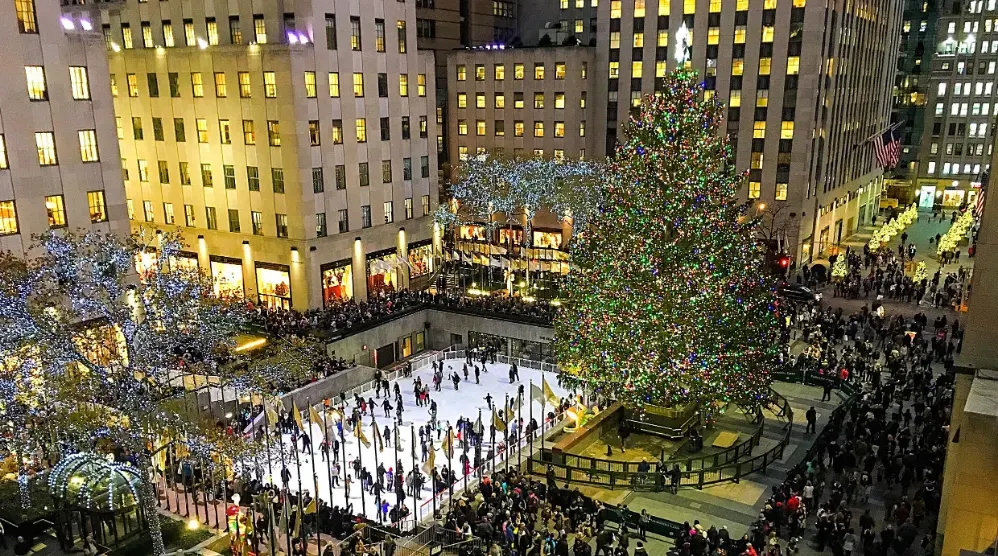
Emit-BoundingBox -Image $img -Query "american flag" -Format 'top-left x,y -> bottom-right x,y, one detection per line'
975,169 -> 989,219
871,125 -> 902,169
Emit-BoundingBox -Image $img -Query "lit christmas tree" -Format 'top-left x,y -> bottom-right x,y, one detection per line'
554,70 -> 779,408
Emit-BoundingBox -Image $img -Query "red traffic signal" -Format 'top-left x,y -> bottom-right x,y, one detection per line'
777,255 -> 791,268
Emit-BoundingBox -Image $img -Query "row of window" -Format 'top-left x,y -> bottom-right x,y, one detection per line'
122,158 -> 431,191
112,71 -> 428,100
0,191 -> 109,236
107,14 -> 408,54
119,115 -> 429,146
458,146 -> 584,161
457,120 -> 586,138
937,80 -> 996,97
456,62 -> 586,82
0,131 -> 100,169
926,161 -> 985,176
24,66 -> 92,102
126,196 -> 431,237
928,141 -> 988,157
936,102 -> 995,117
457,92 -> 587,110
930,121 -> 991,138
603,0 -> 804,18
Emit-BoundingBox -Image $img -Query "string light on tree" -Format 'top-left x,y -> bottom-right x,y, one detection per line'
553,69 -> 779,408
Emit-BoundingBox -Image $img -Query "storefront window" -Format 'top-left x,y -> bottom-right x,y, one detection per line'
532,230 -> 563,249
468,331 -> 507,354
498,228 -> 523,246
415,331 -> 425,353
367,249 -> 401,295
408,241 -> 435,278
942,189 -> 966,208
255,262 -> 292,310
134,249 -> 158,282
210,255 -> 244,300
459,224 -> 487,241
321,260 -> 353,306
169,251 -> 200,274
400,335 -> 413,358
510,338 -> 554,363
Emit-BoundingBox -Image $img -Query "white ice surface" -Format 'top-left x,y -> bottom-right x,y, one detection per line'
263,359 -> 570,525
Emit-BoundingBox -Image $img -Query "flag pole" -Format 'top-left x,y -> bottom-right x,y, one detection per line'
372,418 -> 382,522
518,391 -> 523,468
307,398 -> 321,553
529,380 -> 534,474
504,394 -> 510,473
411,424 -> 418,523
339,411 -> 350,514
263,404 -> 278,554
356,418 -> 367,517
394,419 -> 403,517
321,400 -> 334,555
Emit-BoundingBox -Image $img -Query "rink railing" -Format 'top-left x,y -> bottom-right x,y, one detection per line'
526,386 -> 796,491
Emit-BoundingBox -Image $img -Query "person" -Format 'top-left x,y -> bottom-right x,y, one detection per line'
638,509 -> 650,540
670,463 -> 682,494
633,541 -> 649,556
14,536 -> 31,556
805,406 -> 817,434
821,381 -> 833,402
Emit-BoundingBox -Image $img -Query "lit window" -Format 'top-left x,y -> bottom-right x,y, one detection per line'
534,121 -> 545,137
35,132 -> 57,165
220,119 -> 232,144
535,93 -> 545,108
775,183 -> 788,201
399,74 -> 409,97
579,121 -> 586,136
781,121 -> 794,140
611,0 -> 622,17
759,58 -> 772,75
16,0 -> 37,33
633,32 -> 644,47
458,93 -> 468,108
353,73 -> 365,97
267,120 -> 281,146
214,72 -> 227,97
255,14 -> 267,43
756,90 -> 769,107
243,120 -> 256,144
305,71 -> 317,97
458,120 -> 468,135
45,195 -> 67,227
534,63 -> 545,80
787,57 -> 800,75
555,63 -> 566,79
656,60 -> 668,77
514,121 -> 524,136
514,64 -> 525,79
418,74 -> 427,96
196,118 -> 209,143
495,93 -> 505,108
747,182 -> 761,199
356,118 -> 367,142
657,30 -> 668,46
25,66 -> 47,100
476,93 -> 486,108
555,121 -> 565,137
762,26 -> 775,42
635,0 -> 646,16
457,65 -> 467,81
753,121 -> 766,139
78,130 -> 99,162
555,93 -> 565,108
610,32 -> 621,49
191,72 -> 204,97
88,191 -> 107,223
632,61 -> 643,78
734,26 -> 746,44
329,72 -> 340,97
264,71 -> 277,97
476,120 -> 486,135
0,200 -> 17,235
0,136 -> 7,169
732,60 -> 744,76
70,67 -> 91,100
476,65 -> 486,80
609,61 -> 620,78
708,28 -> 720,45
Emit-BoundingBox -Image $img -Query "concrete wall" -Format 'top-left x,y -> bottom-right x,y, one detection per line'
324,307 -> 555,366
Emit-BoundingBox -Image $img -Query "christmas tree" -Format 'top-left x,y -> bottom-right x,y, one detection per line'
553,70 -> 779,407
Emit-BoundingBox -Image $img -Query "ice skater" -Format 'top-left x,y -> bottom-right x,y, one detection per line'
485,393 -> 493,410
382,398 -> 393,417
475,365 -> 481,384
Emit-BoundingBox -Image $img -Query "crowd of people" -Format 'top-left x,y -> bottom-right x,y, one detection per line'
251,289 -> 559,339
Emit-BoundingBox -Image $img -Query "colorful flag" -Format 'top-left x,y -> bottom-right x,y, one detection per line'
542,377 -> 558,405
422,440 -> 436,474
373,422 -> 384,452
309,405 -> 323,427
441,428 -> 456,456
530,382 -> 545,405
492,408 -> 506,432
292,402 -> 304,431
304,497 -> 317,515
871,124 -> 901,169
354,420 -> 371,448
265,403 -> 280,429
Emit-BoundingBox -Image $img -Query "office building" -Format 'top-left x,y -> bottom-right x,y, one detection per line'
512,0 -> 902,264
891,0 -> 940,178
446,46 -> 597,163
0,0 -> 128,255
913,0 -> 997,211
62,0 -> 441,310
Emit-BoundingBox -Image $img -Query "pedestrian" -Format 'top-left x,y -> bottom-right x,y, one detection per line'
806,406 -> 817,434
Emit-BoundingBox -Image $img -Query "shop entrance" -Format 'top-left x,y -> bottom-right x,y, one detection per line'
918,186 -> 937,209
